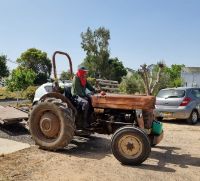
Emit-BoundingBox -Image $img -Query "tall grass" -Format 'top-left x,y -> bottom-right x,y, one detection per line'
0,87 -> 24,100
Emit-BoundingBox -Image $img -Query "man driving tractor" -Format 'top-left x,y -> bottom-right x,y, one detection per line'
71,65 -> 95,129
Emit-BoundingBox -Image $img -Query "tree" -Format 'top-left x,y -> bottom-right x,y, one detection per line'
138,62 -> 165,95
81,27 -> 127,82
119,72 -> 145,94
60,70 -> 73,81
164,64 -> 185,87
17,48 -> 52,85
152,69 -> 170,94
81,27 -> 110,57
107,58 -> 127,82
81,27 -> 110,78
7,67 -> 36,92
0,55 -> 9,79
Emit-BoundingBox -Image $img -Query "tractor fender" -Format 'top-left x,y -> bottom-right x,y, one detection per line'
39,92 -> 77,115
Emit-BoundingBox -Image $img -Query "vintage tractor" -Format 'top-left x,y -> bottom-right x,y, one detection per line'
29,51 -> 163,165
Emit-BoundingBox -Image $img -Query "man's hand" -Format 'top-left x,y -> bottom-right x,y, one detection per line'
90,91 -> 95,95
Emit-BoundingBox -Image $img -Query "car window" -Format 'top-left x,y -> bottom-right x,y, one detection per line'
157,89 -> 185,98
191,89 -> 200,98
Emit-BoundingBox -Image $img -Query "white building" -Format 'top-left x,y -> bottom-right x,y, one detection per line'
181,67 -> 200,87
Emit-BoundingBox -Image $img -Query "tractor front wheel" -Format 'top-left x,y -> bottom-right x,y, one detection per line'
111,126 -> 151,165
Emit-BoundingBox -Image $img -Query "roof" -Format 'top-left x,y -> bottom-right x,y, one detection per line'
182,67 -> 200,73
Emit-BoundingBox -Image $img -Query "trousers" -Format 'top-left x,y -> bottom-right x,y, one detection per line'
76,96 -> 90,128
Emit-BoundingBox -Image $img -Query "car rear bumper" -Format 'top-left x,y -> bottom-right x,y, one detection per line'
154,107 -> 192,119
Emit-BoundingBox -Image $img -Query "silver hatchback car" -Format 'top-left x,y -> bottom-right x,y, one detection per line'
154,87 -> 200,124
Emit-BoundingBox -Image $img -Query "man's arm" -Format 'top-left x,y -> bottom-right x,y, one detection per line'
86,81 -> 95,92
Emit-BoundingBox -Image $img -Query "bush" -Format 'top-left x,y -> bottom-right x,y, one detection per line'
24,86 -> 37,101
0,87 -> 23,100
87,77 -> 96,86
119,75 -> 145,94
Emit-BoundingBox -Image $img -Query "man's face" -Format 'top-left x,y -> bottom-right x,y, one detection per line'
83,71 -> 88,78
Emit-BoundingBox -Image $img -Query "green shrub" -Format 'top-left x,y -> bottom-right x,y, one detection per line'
87,77 -> 96,86
0,87 -> 24,100
24,86 -> 37,101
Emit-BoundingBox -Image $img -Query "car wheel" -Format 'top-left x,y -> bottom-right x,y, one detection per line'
187,110 -> 198,125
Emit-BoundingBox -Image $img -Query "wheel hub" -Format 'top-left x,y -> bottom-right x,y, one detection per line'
118,135 -> 142,158
40,112 -> 60,138
126,142 -> 135,151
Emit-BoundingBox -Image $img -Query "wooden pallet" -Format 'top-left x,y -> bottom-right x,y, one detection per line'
0,106 -> 28,124
96,79 -> 119,93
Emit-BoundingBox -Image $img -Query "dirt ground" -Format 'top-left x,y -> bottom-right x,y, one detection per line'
0,120 -> 200,181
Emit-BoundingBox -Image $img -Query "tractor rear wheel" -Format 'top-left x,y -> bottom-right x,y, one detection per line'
29,98 -> 75,150
111,126 -> 151,165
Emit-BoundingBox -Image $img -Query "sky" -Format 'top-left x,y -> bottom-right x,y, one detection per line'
0,0 -> 200,75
